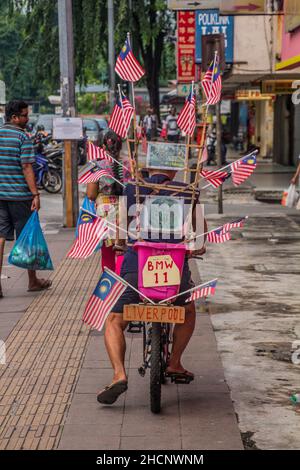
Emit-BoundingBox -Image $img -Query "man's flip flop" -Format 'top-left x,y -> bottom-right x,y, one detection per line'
97,380 -> 128,405
28,279 -> 52,292
165,369 -> 194,383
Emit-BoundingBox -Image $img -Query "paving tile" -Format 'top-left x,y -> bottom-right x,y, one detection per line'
58,424 -> 121,450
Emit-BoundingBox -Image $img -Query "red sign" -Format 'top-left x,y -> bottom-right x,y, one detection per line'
177,11 -> 195,83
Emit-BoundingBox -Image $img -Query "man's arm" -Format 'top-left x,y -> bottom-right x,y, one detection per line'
291,162 -> 300,185
86,182 -> 99,201
22,163 -> 40,211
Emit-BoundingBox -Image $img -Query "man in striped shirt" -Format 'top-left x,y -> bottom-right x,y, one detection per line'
0,100 -> 52,297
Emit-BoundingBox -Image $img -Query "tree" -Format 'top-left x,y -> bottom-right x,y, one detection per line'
115,0 -> 175,119
8,0 -> 176,117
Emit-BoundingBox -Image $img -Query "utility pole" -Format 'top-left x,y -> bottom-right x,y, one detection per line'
216,102 -> 223,214
108,0 -> 115,111
58,0 -> 78,228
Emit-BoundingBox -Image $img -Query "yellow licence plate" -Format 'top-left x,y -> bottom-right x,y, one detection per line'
123,304 -> 185,324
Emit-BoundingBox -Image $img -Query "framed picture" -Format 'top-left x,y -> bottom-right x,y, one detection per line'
141,196 -> 185,239
146,142 -> 186,170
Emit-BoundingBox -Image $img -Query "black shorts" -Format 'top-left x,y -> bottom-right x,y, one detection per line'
112,259 -> 195,314
0,200 -> 32,241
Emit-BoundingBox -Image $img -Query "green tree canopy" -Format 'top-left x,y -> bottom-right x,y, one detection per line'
5,0 -> 176,116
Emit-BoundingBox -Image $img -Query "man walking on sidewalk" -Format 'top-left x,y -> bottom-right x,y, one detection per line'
0,100 -> 52,297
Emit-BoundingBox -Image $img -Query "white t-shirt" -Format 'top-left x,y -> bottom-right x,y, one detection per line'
166,114 -> 179,136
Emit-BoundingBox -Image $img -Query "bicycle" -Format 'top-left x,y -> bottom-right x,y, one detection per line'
123,241 -> 196,414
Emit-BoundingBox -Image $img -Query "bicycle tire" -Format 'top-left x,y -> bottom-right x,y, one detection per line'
150,322 -> 162,414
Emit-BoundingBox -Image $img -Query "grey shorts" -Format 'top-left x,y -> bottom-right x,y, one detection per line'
112,260 -> 195,314
0,200 -> 32,241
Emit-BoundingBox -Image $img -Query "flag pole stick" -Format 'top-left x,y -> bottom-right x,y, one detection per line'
118,84 -> 135,179
158,278 -> 218,304
183,81 -> 194,184
127,32 -> 141,241
105,267 -> 156,305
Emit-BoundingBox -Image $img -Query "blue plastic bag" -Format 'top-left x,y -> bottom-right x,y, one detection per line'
76,196 -> 102,251
8,211 -> 54,271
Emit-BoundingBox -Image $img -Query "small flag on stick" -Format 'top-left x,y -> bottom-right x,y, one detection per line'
221,217 -> 247,233
78,164 -> 113,184
177,90 -> 196,136
207,228 -> 231,244
87,141 -> 113,163
202,55 -> 222,105
231,154 -> 257,186
109,95 -> 134,139
200,169 -> 229,188
186,280 -> 217,302
67,210 -> 107,259
115,37 -> 145,82
82,269 -> 127,331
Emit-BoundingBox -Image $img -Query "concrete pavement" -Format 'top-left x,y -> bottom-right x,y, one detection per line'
0,194 -> 243,450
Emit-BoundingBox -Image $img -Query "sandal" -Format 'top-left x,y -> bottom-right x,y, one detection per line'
165,368 -> 194,381
97,380 -> 128,405
28,279 -> 52,292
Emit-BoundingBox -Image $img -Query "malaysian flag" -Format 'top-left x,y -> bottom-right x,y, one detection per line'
78,163 -> 113,184
202,57 -> 222,105
200,169 -> 230,188
82,270 -> 127,331
221,217 -> 247,233
231,153 -> 257,186
187,280 -> 218,302
87,141 -> 113,163
207,228 -> 231,244
109,95 -> 134,139
67,210 -> 107,259
115,38 -> 145,82
177,91 -> 196,136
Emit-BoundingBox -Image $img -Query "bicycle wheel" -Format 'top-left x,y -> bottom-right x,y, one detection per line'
150,322 -> 162,414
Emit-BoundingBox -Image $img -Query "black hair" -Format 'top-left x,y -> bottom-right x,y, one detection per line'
103,130 -> 122,156
5,100 -> 28,121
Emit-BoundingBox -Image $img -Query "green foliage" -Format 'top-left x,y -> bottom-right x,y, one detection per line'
77,92 -> 109,114
2,0 -> 176,112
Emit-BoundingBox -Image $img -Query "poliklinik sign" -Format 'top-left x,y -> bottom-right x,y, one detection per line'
195,9 -> 234,63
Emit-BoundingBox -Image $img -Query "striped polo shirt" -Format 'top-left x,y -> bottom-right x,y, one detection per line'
0,123 -> 35,200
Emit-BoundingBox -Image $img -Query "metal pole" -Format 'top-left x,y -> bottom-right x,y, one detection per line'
216,102 -> 223,214
58,0 -> 78,227
108,0 -> 115,112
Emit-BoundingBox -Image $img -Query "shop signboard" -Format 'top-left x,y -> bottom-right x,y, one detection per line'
195,9 -> 234,63
177,10 -> 196,82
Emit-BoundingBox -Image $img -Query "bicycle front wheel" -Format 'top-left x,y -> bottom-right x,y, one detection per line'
150,322 -> 162,414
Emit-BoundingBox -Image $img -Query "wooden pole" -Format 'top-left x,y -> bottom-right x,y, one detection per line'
64,140 -> 74,227
118,84 -> 135,179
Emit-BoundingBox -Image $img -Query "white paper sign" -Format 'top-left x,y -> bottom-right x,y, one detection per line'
53,117 -> 83,140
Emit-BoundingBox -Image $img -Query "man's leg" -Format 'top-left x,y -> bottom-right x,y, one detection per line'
104,313 -> 129,383
167,301 -> 196,374
27,270 -> 52,291
0,238 -> 5,297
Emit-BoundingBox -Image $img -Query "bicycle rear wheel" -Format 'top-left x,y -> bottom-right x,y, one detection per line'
150,322 -> 162,414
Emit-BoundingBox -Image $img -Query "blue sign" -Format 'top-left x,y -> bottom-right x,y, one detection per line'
195,9 -> 234,64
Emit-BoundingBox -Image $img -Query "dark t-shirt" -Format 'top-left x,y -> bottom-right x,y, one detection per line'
122,173 -> 199,272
